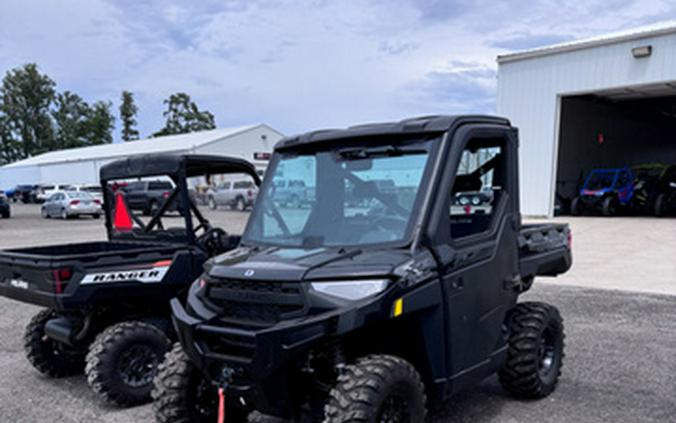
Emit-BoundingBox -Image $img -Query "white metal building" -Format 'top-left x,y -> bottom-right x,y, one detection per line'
497,22 -> 676,216
0,124 -> 284,190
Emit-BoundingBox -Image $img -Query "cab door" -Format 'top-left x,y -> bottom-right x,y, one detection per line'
436,127 -> 521,393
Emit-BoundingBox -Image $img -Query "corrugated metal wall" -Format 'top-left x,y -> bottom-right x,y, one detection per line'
497,31 -> 676,216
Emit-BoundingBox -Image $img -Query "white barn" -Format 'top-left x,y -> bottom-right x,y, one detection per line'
497,22 -> 676,216
0,124 -> 284,190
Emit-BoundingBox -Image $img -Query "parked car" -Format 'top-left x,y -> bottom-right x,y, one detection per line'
631,163 -> 676,216
40,191 -> 102,219
206,179 -> 258,211
571,167 -> 635,216
121,180 -> 176,216
0,192 -> 10,218
75,184 -> 104,203
153,115 -> 572,423
36,184 -> 75,203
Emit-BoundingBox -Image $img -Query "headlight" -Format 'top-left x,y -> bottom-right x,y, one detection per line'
471,196 -> 481,205
459,196 -> 469,205
311,279 -> 389,301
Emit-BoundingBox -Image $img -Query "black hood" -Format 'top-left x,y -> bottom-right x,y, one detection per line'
207,246 -> 412,282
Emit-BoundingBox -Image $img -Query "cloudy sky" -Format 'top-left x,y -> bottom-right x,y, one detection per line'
0,0 -> 674,140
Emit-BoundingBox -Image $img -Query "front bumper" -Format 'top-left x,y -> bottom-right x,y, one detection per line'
171,297 -> 341,415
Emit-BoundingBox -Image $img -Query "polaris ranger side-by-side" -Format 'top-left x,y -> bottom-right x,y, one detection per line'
0,154 -> 260,406
153,115 -> 573,423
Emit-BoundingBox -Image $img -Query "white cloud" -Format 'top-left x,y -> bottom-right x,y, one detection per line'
0,0 -> 674,139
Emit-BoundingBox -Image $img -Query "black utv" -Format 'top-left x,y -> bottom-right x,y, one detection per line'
154,115 -> 573,423
0,154 -> 259,406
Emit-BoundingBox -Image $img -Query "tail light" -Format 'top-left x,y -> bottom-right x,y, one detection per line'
163,191 -> 170,199
51,267 -> 73,294
69,200 -> 80,206
94,199 -> 102,205
247,189 -> 253,198
567,231 -> 573,250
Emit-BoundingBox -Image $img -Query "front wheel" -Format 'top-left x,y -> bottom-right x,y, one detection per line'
602,196 -> 617,216
499,302 -> 565,399
324,355 -> 427,423
570,197 -> 581,216
24,309 -> 85,377
208,196 -> 217,210
60,208 -> 69,220
654,193 -> 665,217
153,343 -> 249,422
85,321 -> 171,406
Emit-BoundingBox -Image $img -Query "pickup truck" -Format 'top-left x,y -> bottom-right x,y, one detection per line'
153,115 -> 573,423
0,154 -> 260,407
207,179 -> 258,211
122,179 -> 177,215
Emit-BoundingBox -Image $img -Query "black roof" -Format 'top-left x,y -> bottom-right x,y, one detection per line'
274,115 -> 511,150
100,154 -> 260,182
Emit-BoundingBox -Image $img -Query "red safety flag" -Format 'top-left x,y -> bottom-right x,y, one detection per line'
218,388 -> 226,423
113,192 -> 133,232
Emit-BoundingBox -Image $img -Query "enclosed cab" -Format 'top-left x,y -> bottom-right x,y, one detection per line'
154,116 -> 573,423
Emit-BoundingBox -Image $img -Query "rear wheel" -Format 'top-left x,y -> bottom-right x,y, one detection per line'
41,207 -> 49,219
235,197 -> 246,212
570,197 -> 581,216
60,208 -> 69,220
602,196 -> 617,216
24,309 -> 85,377
324,355 -> 426,423
85,321 -> 171,406
499,302 -> 565,399
153,343 -> 249,422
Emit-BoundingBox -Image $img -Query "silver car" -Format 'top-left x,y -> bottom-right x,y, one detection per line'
41,191 -> 102,219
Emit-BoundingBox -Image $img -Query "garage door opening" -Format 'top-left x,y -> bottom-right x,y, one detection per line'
555,83 -> 676,216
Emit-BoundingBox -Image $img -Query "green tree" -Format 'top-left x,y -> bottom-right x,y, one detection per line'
153,92 -> 215,137
52,91 -> 90,149
0,63 -> 56,159
84,101 -> 115,145
119,90 -> 139,141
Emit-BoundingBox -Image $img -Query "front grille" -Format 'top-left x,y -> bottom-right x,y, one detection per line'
204,278 -> 306,326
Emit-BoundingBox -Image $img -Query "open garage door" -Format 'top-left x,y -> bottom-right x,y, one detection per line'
555,82 -> 676,216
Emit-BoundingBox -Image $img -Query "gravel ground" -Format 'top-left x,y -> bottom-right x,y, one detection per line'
0,204 -> 674,422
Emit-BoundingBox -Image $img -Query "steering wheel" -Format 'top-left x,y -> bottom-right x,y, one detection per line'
196,227 -> 228,255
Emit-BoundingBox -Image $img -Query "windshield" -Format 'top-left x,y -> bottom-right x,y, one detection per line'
586,171 -> 616,190
243,137 -> 436,248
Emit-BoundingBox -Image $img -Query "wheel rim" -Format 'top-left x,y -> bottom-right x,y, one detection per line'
209,198 -> 216,209
377,392 -> 411,423
538,326 -> 557,378
237,199 -> 245,211
61,209 -> 67,219
117,344 -> 160,388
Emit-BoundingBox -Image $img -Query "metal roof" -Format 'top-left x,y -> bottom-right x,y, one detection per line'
3,124 -> 276,169
275,115 -> 510,150
498,20 -> 676,63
